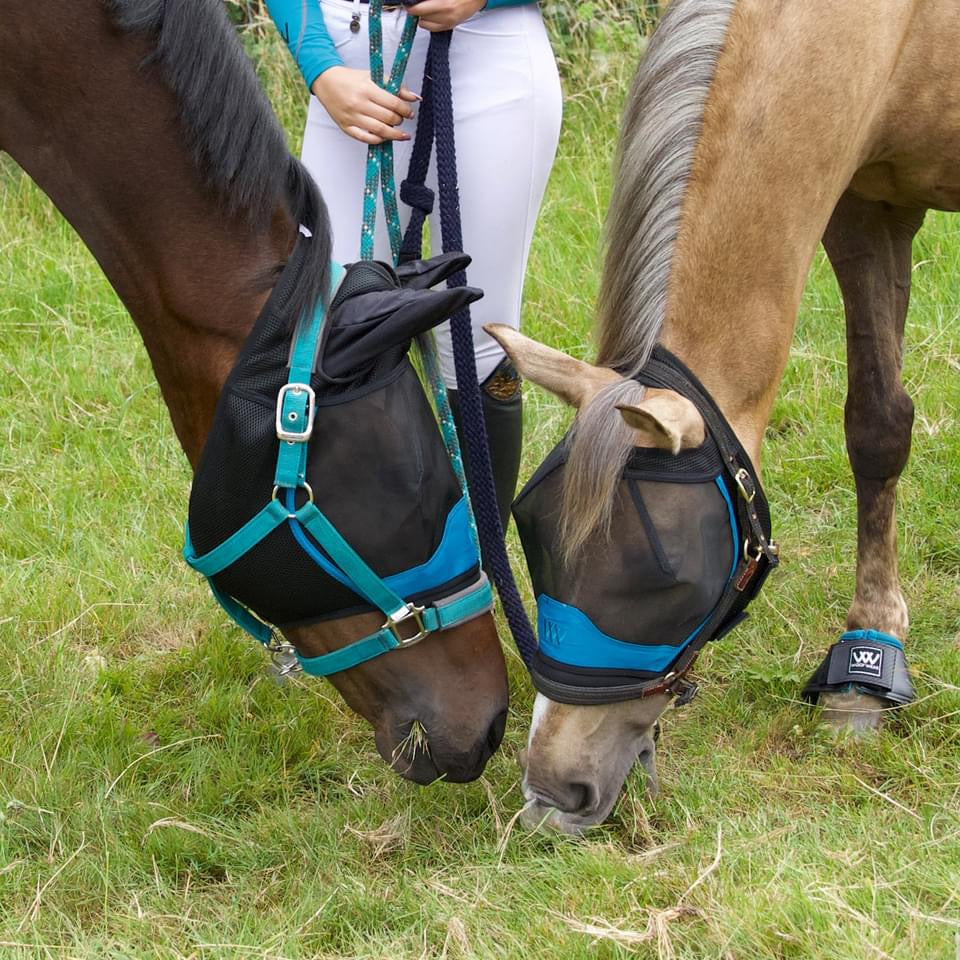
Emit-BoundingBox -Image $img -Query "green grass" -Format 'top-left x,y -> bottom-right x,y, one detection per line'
2,32 -> 960,960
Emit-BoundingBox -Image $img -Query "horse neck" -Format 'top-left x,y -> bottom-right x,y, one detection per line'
653,0 -> 911,465
3,10 -> 295,466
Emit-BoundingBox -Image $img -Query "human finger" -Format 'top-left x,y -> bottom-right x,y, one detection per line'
368,84 -> 416,119
358,116 -> 412,141
398,85 -> 422,103
362,99 -> 409,128
405,0 -> 447,15
344,125 -> 385,145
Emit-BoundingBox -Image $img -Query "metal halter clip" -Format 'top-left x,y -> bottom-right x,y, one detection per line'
276,383 -> 317,442
734,467 -> 756,503
672,677 -> 699,707
266,638 -> 302,678
384,604 -> 429,648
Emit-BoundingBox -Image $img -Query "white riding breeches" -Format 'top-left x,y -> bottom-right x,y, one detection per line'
300,0 -> 562,386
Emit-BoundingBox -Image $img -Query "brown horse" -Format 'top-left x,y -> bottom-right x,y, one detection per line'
0,0 -> 507,783
489,0 -> 960,831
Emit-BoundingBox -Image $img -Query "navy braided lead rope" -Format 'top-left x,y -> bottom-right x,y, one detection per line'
399,30 -> 538,668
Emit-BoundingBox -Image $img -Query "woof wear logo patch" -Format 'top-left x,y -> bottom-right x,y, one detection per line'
848,645 -> 883,679
542,619 -> 563,647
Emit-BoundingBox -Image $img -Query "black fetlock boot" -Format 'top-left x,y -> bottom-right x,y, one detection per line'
802,629 -> 915,707
447,356 -> 523,533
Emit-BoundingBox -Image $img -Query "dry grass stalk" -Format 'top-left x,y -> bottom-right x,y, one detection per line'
558,906 -> 700,958
346,811 -> 410,859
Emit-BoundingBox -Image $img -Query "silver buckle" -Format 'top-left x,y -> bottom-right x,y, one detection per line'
384,604 -> 429,648
276,383 -> 316,442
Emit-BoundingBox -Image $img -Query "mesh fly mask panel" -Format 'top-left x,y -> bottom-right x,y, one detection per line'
513,347 -> 779,706
185,239 -> 493,672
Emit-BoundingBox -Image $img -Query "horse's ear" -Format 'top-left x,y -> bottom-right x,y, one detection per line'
483,324 -> 621,408
395,252 -> 471,290
617,391 -> 705,454
322,285 -> 483,379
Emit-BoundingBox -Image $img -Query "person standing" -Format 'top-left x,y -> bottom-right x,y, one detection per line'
266,0 -> 562,526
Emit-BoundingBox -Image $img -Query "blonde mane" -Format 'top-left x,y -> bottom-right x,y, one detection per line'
560,0 -> 738,558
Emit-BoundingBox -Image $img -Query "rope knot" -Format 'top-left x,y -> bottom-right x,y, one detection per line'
400,180 -> 435,215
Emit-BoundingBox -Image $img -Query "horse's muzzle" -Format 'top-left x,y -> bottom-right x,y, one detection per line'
381,709 -> 507,784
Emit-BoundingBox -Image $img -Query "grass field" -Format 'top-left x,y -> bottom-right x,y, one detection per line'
2,22 -> 960,960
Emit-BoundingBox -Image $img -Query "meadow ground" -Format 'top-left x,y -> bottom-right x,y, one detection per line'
1,18 -> 959,960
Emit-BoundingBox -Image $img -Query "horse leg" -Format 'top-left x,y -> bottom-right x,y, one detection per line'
806,191 -> 926,731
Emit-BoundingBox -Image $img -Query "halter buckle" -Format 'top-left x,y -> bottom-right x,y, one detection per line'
385,604 -> 429,648
734,467 -> 756,503
276,383 -> 316,442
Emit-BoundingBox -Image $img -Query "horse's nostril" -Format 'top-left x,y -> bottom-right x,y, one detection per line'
557,781 -> 598,815
487,709 -> 508,753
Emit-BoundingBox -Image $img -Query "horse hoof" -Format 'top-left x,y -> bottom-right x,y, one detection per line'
817,689 -> 887,733
803,635 -> 915,728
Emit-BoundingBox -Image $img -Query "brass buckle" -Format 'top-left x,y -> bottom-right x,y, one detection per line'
384,604 -> 429,648
734,467 -> 756,503
276,383 -> 316,443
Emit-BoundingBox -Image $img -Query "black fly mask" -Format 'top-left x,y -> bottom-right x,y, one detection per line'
185,240 -> 492,666
513,347 -> 780,706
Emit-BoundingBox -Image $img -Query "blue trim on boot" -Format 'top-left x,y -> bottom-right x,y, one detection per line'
838,629 -> 903,650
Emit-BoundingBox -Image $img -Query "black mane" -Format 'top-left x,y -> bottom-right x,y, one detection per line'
105,0 -> 332,319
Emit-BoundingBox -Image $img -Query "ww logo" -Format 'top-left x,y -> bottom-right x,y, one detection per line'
848,645 -> 883,679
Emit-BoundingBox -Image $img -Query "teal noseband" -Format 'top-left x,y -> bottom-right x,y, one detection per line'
183,262 -> 493,676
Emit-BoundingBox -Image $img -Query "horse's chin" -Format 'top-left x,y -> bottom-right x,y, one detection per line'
519,798 -> 607,835
374,722 -> 442,784
386,745 -> 443,785
375,710 -> 507,786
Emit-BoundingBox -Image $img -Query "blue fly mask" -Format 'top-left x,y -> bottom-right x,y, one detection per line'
184,239 -> 493,675
513,347 -> 780,706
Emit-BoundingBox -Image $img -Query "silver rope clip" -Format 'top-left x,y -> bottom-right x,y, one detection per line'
267,639 -> 302,681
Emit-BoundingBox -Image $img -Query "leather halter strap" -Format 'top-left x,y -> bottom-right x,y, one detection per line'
634,347 -> 779,698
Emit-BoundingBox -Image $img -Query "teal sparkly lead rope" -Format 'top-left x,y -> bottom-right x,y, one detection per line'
361,0 -> 418,263
417,328 -> 481,555
361,3 -> 481,556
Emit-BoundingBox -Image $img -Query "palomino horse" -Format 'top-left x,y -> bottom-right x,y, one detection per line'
0,0 -> 507,783
489,0 -> 959,831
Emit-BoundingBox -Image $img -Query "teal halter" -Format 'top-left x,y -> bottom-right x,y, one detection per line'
183,261 -> 493,676
183,0 -> 493,676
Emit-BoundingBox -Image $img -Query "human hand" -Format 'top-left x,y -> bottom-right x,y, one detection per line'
406,0 -> 486,32
312,66 -> 419,144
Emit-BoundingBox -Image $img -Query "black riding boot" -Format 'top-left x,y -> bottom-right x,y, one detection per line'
447,356 -> 523,533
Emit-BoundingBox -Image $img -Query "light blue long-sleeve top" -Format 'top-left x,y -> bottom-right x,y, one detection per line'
266,0 -> 536,91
